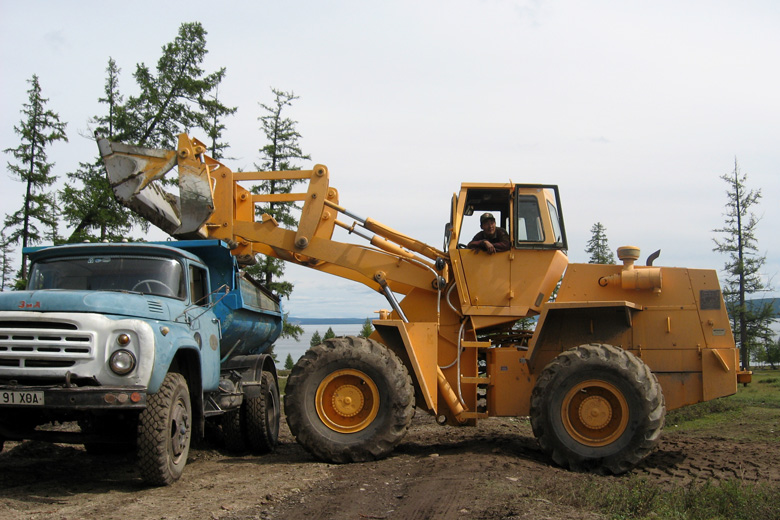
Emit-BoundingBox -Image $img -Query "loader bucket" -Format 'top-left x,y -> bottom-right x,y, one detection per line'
98,138 -> 212,238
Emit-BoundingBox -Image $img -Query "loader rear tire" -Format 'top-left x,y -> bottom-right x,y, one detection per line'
137,372 -> 192,486
530,343 -> 665,474
285,336 -> 415,463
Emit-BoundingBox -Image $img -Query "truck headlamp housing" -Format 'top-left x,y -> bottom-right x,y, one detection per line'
109,349 -> 136,375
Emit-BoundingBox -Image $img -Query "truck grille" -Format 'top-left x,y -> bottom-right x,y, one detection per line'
0,320 -> 94,369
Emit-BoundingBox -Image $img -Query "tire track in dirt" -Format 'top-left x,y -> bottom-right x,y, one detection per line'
638,435 -> 780,486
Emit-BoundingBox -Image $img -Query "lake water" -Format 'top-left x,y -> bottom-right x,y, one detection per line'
272,323 -> 367,368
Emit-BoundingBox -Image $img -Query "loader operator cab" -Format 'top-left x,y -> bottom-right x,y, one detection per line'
449,184 -> 569,317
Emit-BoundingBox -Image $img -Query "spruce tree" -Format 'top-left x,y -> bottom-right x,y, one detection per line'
359,318 -> 373,338
61,59 -> 146,242
246,88 -> 309,341
712,159 -> 775,370
4,74 -> 68,280
310,330 -> 322,347
122,22 -> 234,149
0,231 -> 16,291
585,222 -> 615,264
248,88 -> 311,298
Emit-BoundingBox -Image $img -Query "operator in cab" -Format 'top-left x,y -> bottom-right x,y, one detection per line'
468,213 -> 510,254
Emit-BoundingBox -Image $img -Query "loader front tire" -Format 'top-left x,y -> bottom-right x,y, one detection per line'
530,344 -> 665,474
285,336 -> 415,463
137,372 -> 192,486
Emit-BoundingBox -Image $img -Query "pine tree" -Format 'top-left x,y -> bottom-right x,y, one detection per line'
585,222 -> 615,264
122,22 -> 234,149
202,83 -> 236,159
282,313 -> 303,342
359,318 -> 373,338
0,231 -> 16,291
4,75 -> 68,280
244,88 -> 310,341
61,58 -> 145,242
324,327 -> 336,340
247,88 -> 311,298
284,353 -> 295,370
310,330 -> 322,347
713,159 -> 775,370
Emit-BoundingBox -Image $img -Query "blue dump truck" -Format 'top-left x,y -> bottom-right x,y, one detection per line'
0,240 -> 283,485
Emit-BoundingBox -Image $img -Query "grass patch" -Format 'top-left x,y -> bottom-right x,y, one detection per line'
728,369 -> 780,408
544,475 -> 780,520
665,369 -> 780,441
666,398 -> 740,424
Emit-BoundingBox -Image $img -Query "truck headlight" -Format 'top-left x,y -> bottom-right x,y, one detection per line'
109,349 -> 136,375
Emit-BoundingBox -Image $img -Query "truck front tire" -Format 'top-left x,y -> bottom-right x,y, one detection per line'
285,336 -> 415,463
530,343 -> 665,474
137,372 -> 192,485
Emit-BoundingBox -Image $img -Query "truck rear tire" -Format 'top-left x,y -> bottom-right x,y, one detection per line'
222,371 -> 280,454
285,336 -> 415,463
530,343 -> 665,474
137,372 -> 192,485
222,407 -> 246,453
244,371 -> 280,454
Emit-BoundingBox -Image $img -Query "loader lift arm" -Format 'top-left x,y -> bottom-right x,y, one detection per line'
99,134 -> 448,314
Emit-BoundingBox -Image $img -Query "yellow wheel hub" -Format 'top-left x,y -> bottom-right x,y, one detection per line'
561,380 -> 629,447
316,369 -> 380,433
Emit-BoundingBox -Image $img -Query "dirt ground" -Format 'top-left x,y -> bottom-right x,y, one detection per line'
1,411 -> 779,520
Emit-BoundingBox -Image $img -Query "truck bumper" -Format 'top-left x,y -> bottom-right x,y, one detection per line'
0,384 -> 147,410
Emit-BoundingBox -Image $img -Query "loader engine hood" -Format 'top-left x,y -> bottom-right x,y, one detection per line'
0,290 -> 174,321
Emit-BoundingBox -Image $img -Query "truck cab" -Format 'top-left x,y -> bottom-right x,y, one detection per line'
0,240 -> 283,485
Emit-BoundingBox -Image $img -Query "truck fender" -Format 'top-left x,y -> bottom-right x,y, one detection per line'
167,348 -> 206,439
221,353 -> 277,399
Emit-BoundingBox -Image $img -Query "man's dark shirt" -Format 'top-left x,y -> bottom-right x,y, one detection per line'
470,228 -> 511,252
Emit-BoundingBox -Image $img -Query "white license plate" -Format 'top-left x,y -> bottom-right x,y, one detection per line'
1,390 -> 44,406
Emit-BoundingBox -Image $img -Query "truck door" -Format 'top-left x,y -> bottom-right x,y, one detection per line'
187,263 -> 220,390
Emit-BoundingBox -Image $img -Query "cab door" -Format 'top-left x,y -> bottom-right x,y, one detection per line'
449,187 -> 513,310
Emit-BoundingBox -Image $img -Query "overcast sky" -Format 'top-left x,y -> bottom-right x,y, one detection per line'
1,1 -> 778,318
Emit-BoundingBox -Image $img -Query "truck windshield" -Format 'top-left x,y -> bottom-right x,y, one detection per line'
28,255 -> 186,300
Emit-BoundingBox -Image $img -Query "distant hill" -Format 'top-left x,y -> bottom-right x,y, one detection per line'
287,317 -> 368,325
747,298 -> 780,315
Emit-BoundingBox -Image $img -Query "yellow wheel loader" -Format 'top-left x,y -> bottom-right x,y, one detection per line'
98,134 -> 748,474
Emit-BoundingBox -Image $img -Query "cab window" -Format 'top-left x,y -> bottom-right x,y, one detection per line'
515,196 -> 544,243
189,265 -> 209,306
